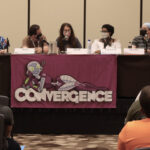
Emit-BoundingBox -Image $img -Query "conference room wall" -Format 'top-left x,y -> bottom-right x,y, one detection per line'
143,0 -> 150,24
0,0 -> 27,53
30,0 -> 84,47
86,0 -> 140,49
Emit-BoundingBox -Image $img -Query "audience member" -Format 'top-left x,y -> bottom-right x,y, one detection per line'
0,105 -> 20,150
118,85 -> 150,150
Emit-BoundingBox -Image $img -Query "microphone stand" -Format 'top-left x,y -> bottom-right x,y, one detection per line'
41,40 -> 49,54
6,38 -> 10,53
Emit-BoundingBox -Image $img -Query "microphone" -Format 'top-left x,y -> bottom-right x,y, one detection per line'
64,35 -> 69,40
36,33 -> 42,40
6,38 -> 10,53
42,40 -> 49,45
63,32 -> 70,41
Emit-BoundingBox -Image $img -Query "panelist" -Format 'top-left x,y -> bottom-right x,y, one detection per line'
56,23 -> 82,53
132,23 -> 150,53
91,24 -> 121,54
22,24 -> 49,54
0,36 -> 7,54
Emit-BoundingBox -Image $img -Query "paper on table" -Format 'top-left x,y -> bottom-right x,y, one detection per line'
14,48 -> 35,54
101,48 -> 122,55
123,48 -> 145,55
66,48 -> 89,55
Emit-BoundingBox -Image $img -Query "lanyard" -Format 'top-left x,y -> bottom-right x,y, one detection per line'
31,39 -> 39,48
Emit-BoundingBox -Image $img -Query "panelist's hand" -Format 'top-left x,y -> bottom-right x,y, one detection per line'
94,50 -> 101,54
0,49 -> 7,54
147,49 -> 150,54
43,45 -> 49,54
35,47 -> 42,54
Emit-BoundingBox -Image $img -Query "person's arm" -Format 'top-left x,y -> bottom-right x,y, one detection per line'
76,38 -> 82,48
22,37 -> 28,48
40,35 -> 49,54
91,40 -> 101,54
35,47 -> 42,54
124,91 -> 144,124
118,137 -> 126,150
132,37 -> 138,48
114,40 -> 122,49
43,45 -> 49,54
0,49 -> 7,54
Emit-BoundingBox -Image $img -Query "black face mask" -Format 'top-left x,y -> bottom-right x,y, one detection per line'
140,29 -> 147,36
36,33 -> 42,40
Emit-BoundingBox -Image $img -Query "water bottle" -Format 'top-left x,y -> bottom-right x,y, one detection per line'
87,39 -> 91,54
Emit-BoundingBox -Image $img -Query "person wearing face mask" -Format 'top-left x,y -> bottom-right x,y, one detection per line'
91,24 -> 121,54
132,23 -> 150,53
22,24 -> 49,54
56,23 -> 82,53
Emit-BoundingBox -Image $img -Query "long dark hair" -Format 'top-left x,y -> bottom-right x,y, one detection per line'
57,23 -> 77,50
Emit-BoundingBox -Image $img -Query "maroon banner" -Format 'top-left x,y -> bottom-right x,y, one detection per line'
11,55 -> 117,108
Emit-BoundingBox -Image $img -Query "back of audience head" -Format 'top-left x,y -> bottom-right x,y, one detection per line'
139,85 -> 150,118
0,106 -> 14,137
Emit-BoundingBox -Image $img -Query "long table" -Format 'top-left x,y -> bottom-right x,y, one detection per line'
1,54 -> 150,98
1,54 -> 150,134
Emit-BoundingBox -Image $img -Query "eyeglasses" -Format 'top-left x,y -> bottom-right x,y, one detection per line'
64,29 -> 71,32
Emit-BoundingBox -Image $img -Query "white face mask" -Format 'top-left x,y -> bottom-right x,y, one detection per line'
101,32 -> 109,39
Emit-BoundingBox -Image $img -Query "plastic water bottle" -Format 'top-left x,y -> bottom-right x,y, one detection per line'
87,39 -> 91,54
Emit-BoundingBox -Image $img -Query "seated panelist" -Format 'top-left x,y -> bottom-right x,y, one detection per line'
132,23 -> 150,53
91,24 -> 121,54
56,23 -> 82,53
22,24 -> 49,54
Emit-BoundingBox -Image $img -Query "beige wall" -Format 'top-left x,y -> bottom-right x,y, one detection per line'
0,0 -> 27,53
86,0 -> 140,49
143,0 -> 150,24
30,0 -> 84,47
1,0 -> 149,52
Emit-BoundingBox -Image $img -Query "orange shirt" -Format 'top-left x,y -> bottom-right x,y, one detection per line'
118,118 -> 150,150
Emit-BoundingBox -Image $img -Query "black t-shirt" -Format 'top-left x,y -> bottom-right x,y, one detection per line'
56,37 -> 82,52
7,138 -> 21,150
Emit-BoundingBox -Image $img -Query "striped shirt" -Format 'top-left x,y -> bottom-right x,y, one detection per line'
132,35 -> 150,49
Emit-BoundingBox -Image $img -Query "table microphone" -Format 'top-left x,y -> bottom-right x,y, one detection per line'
6,38 -> 10,53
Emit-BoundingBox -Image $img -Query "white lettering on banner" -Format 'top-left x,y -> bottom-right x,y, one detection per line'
15,88 -> 113,103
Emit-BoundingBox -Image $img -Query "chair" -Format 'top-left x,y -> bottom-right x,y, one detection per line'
135,148 -> 150,150
0,95 -> 9,106
0,114 -> 5,150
